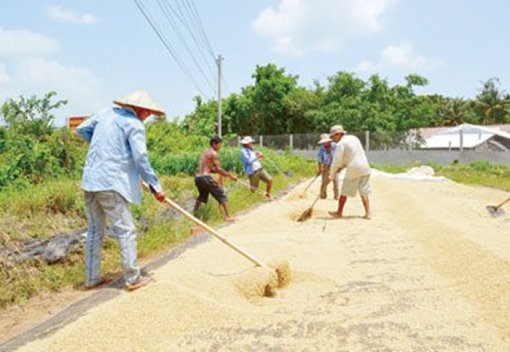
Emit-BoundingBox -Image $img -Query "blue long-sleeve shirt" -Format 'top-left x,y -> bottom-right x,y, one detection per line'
240,147 -> 262,176
316,142 -> 336,167
76,107 -> 162,204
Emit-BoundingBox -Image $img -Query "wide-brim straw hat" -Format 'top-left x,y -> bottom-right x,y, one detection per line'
241,136 -> 255,145
317,133 -> 332,145
330,125 -> 346,136
114,90 -> 164,116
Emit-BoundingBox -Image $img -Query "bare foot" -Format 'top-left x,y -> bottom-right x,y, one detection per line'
225,217 -> 238,223
328,211 -> 342,218
363,214 -> 371,220
265,193 -> 273,201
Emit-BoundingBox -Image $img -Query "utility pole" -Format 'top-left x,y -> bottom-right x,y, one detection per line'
216,55 -> 223,137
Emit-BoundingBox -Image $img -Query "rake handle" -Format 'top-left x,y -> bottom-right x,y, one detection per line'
143,182 -> 267,268
496,197 -> 510,209
302,176 -> 319,194
310,194 -> 321,208
236,179 -> 268,197
163,198 -> 268,268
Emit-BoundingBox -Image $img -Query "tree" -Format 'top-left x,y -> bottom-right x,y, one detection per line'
437,97 -> 470,126
474,78 -> 508,124
251,64 -> 299,134
1,92 -> 67,140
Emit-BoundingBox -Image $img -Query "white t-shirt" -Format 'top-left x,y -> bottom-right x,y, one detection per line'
252,160 -> 262,172
330,135 -> 370,180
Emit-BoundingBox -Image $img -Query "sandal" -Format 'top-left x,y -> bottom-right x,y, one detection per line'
125,276 -> 152,291
85,277 -> 112,290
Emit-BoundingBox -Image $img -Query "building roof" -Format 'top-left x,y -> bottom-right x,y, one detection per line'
421,124 -> 510,149
419,123 -> 510,139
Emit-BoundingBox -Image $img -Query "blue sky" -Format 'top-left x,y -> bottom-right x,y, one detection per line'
0,0 -> 509,126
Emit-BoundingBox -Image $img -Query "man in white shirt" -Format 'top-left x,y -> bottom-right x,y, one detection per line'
328,125 -> 371,219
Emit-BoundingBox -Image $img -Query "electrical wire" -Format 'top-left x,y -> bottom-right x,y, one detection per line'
157,0 -> 215,93
133,0 -> 209,97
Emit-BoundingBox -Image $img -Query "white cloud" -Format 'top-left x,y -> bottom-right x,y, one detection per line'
357,43 -> 441,72
0,28 -> 59,58
0,27 -> 104,124
252,0 -> 396,56
15,59 -> 102,114
0,63 -> 10,85
0,59 -> 104,125
47,5 -> 98,25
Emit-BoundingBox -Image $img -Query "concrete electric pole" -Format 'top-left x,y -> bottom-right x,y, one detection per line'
216,54 -> 223,137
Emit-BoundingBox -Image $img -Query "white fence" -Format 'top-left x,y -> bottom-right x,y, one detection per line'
227,132 -> 510,165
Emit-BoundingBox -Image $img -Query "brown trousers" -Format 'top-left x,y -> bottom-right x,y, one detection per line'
320,166 -> 339,199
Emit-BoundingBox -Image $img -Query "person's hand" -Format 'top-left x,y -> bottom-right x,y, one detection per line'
154,191 -> 166,203
230,174 -> 238,182
256,152 -> 264,159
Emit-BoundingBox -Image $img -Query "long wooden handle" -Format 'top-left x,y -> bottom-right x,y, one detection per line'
162,197 -> 268,268
236,179 -> 267,196
496,197 -> 510,209
310,194 -> 321,208
302,176 -> 319,193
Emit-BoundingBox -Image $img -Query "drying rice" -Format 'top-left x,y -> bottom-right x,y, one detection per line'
13,175 -> 510,351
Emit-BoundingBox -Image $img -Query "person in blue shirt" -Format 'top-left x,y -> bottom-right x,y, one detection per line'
316,133 -> 339,199
240,136 -> 273,200
76,90 -> 166,291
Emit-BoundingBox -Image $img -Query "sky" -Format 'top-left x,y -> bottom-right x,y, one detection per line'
0,0 -> 509,126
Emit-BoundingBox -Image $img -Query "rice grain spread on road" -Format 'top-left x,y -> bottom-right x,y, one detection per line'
13,173 -> 510,351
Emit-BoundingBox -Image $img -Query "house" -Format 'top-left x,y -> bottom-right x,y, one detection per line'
419,124 -> 510,151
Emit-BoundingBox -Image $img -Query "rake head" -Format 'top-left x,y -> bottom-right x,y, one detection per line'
486,205 -> 505,218
297,207 -> 313,222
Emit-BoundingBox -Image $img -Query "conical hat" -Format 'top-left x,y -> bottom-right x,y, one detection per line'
113,90 -> 164,116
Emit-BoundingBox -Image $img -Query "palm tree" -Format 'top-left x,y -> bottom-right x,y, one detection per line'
438,97 -> 469,126
474,78 -> 508,124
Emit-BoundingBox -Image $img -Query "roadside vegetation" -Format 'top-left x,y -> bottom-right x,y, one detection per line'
0,93 -> 314,309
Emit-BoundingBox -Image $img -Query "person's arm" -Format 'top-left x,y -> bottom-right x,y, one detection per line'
329,143 -> 346,180
316,149 -> 323,175
127,124 -> 165,201
210,153 -> 237,181
75,115 -> 98,143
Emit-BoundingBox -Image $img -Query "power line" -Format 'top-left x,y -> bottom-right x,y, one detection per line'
133,0 -> 209,97
157,0 -> 215,93
180,0 -> 216,59
161,0 -> 216,79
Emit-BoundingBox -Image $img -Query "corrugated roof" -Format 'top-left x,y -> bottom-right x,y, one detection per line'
421,124 -> 510,149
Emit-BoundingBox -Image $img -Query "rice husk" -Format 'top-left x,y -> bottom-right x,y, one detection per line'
233,266 -> 278,299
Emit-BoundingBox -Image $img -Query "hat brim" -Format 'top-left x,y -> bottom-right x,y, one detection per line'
114,100 -> 165,116
330,130 -> 346,136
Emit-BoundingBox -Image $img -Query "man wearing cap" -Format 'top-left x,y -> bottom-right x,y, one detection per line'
240,136 -> 273,200
194,136 -> 238,221
316,133 -> 338,200
76,90 -> 166,291
328,125 -> 371,219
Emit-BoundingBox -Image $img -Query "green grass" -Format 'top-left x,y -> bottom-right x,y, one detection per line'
434,161 -> 510,192
0,156 -> 314,309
